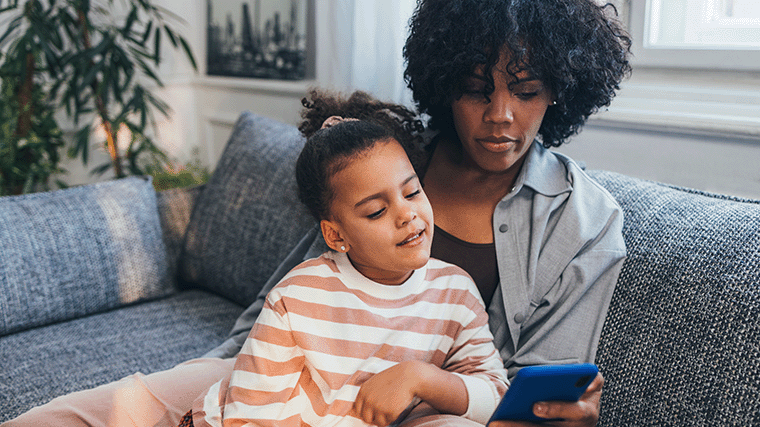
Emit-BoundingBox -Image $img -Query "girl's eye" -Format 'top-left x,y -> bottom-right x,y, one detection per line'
367,208 -> 385,219
405,190 -> 421,199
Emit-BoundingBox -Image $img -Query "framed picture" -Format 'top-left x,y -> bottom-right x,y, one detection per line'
206,0 -> 312,80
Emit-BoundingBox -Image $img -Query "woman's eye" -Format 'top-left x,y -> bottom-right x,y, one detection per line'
515,91 -> 538,100
367,208 -> 385,219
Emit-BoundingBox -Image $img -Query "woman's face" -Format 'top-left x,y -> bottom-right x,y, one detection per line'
450,51 -> 554,176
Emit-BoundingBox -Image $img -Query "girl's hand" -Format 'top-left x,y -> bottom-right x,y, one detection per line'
488,372 -> 604,427
352,361 -> 424,427
353,360 -> 469,426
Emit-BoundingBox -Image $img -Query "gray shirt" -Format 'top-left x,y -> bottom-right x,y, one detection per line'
207,141 -> 626,381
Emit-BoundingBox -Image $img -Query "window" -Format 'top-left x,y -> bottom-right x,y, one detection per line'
588,0 -> 760,141
627,0 -> 760,69
647,0 -> 760,49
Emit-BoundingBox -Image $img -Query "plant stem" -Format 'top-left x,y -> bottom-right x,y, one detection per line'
77,7 -> 123,178
15,52 -> 34,138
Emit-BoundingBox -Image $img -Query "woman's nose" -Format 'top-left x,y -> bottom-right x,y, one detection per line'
483,90 -> 514,124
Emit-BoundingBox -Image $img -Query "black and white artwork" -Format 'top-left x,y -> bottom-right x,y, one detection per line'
206,0 -> 309,80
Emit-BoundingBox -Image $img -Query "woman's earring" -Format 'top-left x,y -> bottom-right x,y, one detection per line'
340,245 -> 346,252
551,100 -> 557,105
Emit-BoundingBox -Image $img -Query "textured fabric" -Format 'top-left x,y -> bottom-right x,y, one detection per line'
157,185 -> 203,282
0,176 -> 173,337
484,142 -> 626,379
180,112 -> 316,306
194,252 -> 507,427
589,170 -> 760,426
0,291 -> 243,423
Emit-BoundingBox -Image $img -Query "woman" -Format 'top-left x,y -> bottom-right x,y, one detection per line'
402,0 -> 630,425
4,1 -> 630,426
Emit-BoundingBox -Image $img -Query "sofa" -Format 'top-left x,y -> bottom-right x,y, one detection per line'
1,111 -> 758,425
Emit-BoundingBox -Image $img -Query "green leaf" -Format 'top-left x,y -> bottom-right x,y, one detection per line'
178,35 -> 197,70
122,6 -> 138,36
0,16 -> 21,46
90,161 -> 113,176
72,125 -> 91,164
141,20 -> 153,45
153,25 -> 161,64
163,25 -> 177,47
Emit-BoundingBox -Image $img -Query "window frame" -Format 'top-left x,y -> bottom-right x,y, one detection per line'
627,0 -> 760,70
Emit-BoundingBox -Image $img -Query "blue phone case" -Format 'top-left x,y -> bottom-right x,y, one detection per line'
489,363 -> 599,423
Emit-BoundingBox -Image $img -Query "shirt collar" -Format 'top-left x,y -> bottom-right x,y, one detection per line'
512,141 -> 573,197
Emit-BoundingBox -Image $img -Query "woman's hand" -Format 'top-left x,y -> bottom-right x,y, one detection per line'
488,372 -> 603,427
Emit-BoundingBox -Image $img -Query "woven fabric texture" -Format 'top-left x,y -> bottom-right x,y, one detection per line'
180,112 -> 315,306
0,176 -> 173,337
0,290 -> 243,422
157,185 -> 203,283
589,170 -> 760,426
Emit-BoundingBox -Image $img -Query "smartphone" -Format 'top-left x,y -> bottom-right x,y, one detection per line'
488,363 -> 599,423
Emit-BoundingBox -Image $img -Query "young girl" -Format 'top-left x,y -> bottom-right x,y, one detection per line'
181,99 -> 509,427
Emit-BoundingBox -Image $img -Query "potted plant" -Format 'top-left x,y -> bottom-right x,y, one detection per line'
0,0 -> 196,183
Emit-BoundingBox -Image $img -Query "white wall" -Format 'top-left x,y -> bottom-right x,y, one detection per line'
53,0 -> 760,200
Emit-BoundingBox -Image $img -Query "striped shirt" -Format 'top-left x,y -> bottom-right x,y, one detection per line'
193,251 -> 508,427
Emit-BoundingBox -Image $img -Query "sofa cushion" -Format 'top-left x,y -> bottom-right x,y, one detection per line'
180,112 -> 315,306
157,185 -> 203,283
588,170 -> 760,426
0,176 -> 173,337
0,290 -> 244,422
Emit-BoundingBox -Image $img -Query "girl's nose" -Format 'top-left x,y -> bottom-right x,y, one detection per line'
483,90 -> 514,124
397,204 -> 417,227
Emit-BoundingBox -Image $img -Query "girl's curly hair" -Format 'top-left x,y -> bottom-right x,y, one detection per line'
299,89 -> 424,149
296,89 -> 426,221
404,0 -> 632,147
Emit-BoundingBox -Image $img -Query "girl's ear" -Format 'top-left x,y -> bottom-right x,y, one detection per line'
320,219 -> 349,253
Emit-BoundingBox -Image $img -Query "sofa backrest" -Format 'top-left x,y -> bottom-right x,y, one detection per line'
179,112 -> 316,307
0,176 -> 174,337
588,170 -> 760,426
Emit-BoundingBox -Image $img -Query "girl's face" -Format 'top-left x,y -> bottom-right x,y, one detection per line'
321,139 -> 434,286
450,50 -> 554,177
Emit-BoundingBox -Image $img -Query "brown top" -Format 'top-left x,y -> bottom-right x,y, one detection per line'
431,225 -> 499,307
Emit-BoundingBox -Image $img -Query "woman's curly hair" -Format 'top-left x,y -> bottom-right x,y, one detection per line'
404,0 -> 632,147
296,89 -> 426,221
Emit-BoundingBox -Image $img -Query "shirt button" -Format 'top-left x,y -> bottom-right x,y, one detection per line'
499,224 -> 509,233
514,313 -> 525,323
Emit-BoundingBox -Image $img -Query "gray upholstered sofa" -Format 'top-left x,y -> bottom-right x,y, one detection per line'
1,111 -> 758,425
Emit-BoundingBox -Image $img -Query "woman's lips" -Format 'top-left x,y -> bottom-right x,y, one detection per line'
477,136 -> 519,152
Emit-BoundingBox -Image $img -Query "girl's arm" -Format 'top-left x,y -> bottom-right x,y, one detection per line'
353,285 -> 509,426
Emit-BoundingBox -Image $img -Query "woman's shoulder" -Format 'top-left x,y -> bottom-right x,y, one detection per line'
532,144 -> 622,216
